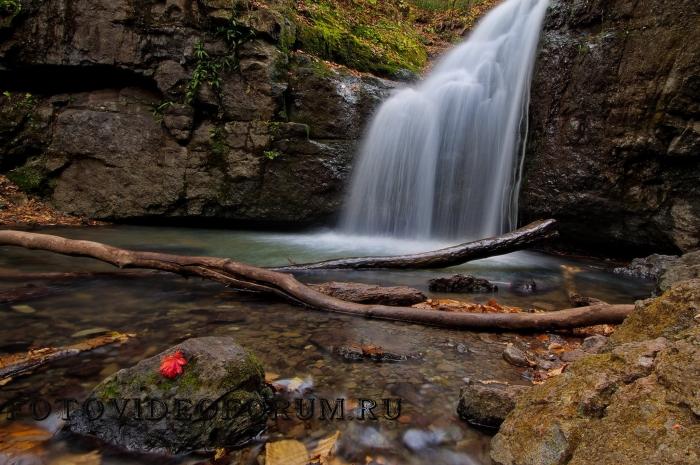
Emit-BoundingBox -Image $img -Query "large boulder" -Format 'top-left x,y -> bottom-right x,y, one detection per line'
69,337 -> 271,454
457,380 -> 530,430
490,279 -> 700,465
521,0 -> 700,255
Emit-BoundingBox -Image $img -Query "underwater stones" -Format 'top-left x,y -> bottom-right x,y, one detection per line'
69,337 -> 270,454
457,380 -> 529,429
311,281 -> 426,306
502,343 -> 536,368
428,274 -> 497,293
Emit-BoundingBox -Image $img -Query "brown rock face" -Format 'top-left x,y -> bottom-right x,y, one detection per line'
521,0 -> 700,255
0,0 -> 395,226
490,279 -> 700,465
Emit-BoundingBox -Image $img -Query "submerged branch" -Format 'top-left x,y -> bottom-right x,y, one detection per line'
0,228 -> 634,332
0,332 -> 134,384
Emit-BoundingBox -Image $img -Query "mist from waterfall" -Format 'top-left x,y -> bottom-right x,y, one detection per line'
340,0 -> 549,240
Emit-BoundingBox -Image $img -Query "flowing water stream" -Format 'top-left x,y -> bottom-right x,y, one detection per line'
342,0 -> 550,239
0,226 -> 652,465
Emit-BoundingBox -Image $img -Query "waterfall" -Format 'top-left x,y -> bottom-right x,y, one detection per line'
340,0 -> 549,240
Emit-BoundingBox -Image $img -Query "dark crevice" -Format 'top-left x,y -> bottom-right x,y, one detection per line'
0,64 -> 160,95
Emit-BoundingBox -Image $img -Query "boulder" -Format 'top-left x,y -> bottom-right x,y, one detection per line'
490,279 -> 700,465
659,250 -> 700,292
457,380 -> 530,429
613,254 -> 679,281
310,281 -> 426,306
69,337 -> 271,454
428,274 -> 498,293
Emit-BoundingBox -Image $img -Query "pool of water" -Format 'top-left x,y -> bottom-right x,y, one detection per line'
0,226 -> 653,465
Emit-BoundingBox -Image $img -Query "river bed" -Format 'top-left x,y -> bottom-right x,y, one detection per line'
0,226 -> 653,465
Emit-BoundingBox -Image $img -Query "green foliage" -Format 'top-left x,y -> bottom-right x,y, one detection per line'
184,19 -> 254,105
7,165 -> 44,193
0,0 -> 21,25
408,0 -> 479,11
209,126 -> 227,158
151,100 -> 174,122
185,41 -> 235,104
263,150 -> 282,160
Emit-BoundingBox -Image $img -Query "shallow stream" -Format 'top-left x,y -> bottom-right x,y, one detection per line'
0,226 -> 653,465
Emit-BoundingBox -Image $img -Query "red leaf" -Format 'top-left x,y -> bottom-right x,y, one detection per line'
159,350 -> 187,379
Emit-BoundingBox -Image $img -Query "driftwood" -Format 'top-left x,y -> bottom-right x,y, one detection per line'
0,229 -> 634,331
0,332 -> 134,384
274,219 -> 558,271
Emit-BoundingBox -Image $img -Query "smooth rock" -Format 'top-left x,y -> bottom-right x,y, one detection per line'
457,380 -> 529,429
68,337 -> 270,454
428,274 -> 498,293
503,343 -> 536,368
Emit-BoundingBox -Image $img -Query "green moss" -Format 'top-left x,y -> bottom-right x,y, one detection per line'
0,0 -> 21,27
610,281 -> 700,345
7,165 -> 45,193
293,0 -> 427,75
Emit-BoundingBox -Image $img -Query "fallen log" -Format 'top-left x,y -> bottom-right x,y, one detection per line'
0,229 -> 634,331
273,219 -> 558,271
0,332 -> 134,384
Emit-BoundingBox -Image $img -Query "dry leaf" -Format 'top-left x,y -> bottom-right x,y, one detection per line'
265,439 -> 309,465
48,450 -> 101,465
309,430 -> 340,465
0,422 -> 52,455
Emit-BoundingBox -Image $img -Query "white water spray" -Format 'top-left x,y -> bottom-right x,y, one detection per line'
341,0 -> 549,240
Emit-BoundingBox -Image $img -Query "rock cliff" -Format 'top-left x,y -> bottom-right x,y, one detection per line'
0,0 -> 396,226
521,0 -> 700,255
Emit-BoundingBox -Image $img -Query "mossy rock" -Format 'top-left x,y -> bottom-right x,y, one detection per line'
490,280 -> 700,465
69,337 -> 271,454
610,279 -> 700,345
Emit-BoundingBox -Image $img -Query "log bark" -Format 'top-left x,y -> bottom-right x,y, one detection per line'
274,219 -> 558,271
0,332 -> 133,384
0,229 -> 634,331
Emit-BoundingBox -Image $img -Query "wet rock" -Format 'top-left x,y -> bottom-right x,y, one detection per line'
428,274 -> 497,293
490,279 -> 700,465
580,335 -> 608,354
509,279 -> 537,296
457,380 -> 529,429
521,0 -> 700,254
567,292 -> 606,307
310,281 -> 426,306
613,254 -> 679,281
69,337 -> 270,454
502,343 -> 536,368
658,250 -> 700,292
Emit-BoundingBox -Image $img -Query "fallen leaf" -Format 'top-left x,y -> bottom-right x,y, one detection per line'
309,430 -> 340,464
265,372 -> 281,383
0,422 -> 52,455
159,350 -> 188,379
10,304 -> 36,314
48,450 -> 101,465
265,439 -> 309,465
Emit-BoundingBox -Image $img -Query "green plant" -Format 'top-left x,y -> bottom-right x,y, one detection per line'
263,150 -> 282,161
0,0 -> 21,23
151,100 -> 174,122
185,41 -> 236,104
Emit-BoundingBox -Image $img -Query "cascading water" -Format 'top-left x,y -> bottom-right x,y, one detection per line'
341,0 -> 549,240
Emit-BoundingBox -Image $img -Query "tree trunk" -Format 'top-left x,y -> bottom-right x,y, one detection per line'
0,229 -> 634,331
273,219 -> 558,271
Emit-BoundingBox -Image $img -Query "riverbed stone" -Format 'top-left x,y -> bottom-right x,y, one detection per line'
457,380 -> 529,429
490,279 -> 700,465
613,254 -> 679,281
428,274 -> 497,293
68,337 -> 270,454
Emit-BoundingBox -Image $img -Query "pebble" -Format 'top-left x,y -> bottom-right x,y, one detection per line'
503,343 -> 536,367
11,304 -> 36,314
